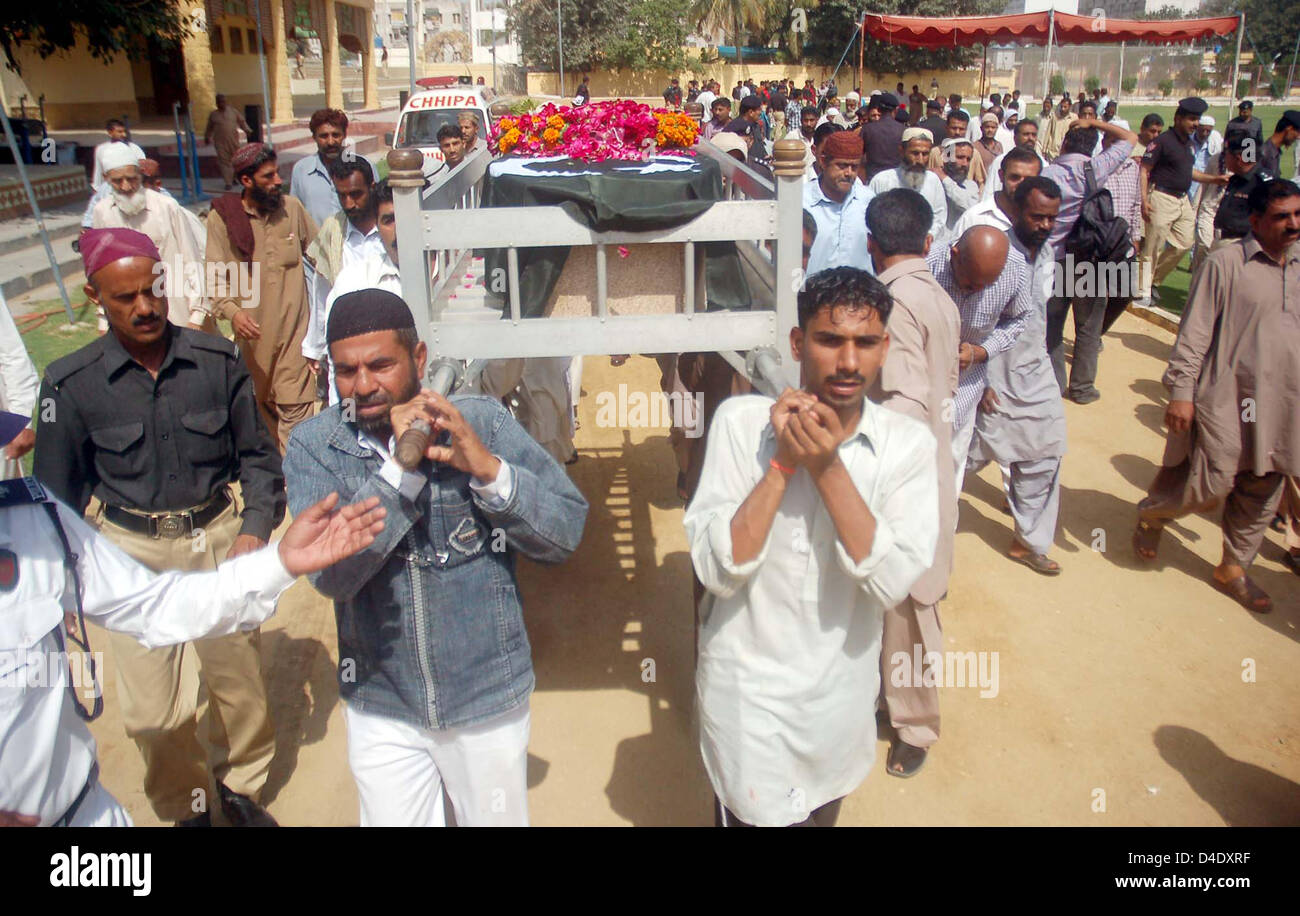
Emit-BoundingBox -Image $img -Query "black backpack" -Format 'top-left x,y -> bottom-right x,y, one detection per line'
1063,161 -> 1135,265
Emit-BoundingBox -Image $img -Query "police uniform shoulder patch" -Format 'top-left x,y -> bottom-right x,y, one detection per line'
0,476 -> 47,508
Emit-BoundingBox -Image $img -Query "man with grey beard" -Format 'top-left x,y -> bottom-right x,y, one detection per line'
868,127 -> 949,245
91,149 -> 208,330
936,137 -> 980,234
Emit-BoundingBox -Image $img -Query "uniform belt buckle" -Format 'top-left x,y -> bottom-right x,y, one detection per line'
152,513 -> 189,539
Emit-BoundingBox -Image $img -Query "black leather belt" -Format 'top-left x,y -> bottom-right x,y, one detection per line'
1153,186 -> 1189,198
104,487 -> 232,539
53,761 -> 99,827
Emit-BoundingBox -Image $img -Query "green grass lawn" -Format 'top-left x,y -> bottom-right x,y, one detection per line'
15,294 -> 99,475
1117,101 -> 1295,315
1133,102 -> 1297,180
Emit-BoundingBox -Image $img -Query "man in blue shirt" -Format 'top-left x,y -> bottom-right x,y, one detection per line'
291,109 -> 373,226
803,129 -> 874,277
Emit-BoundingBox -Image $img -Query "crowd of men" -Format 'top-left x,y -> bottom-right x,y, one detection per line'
692,85 -> 1300,820
0,79 -> 1297,828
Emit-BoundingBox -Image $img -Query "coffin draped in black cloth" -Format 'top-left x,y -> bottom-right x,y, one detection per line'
477,154 -> 752,318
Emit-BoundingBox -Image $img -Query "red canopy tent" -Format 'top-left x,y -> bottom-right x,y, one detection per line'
862,12 -> 1240,49
859,10 -> 1245,113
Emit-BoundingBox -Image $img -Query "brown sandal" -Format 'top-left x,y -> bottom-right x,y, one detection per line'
1009,549 -> 1061,575
1133,519 -> 1164,561
1213,573 -> 1273,614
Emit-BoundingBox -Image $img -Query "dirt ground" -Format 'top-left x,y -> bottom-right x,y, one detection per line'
86,310 -> 1300,826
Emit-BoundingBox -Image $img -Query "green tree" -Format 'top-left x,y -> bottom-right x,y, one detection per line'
688,0 -> 769,66
1,0 -> 192,72
803,0 -> 1003,75
1050,73 -> 1066,97
606,0 -> 691,70
1084,75 -> 1101,94
1158,77 -> 1175,96
1122,75 -> 1138,94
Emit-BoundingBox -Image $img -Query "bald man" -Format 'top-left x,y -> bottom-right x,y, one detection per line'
926,225 -> 1032,492
967,176 -> 1068,574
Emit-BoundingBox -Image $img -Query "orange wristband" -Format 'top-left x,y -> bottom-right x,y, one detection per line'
770,458 -> 795,477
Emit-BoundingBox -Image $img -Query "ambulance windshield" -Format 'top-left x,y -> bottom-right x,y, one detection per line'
397,108 -> 478,147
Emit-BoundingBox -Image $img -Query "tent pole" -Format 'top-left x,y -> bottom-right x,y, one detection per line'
1228,12 -> 1244,127
0,80 -> 75,324
858,15 -> 864,93
1284,24 -> 1299,101
1118,41 -> 1125,99
1043,9 -> 1056,101
980,43 -> 987,99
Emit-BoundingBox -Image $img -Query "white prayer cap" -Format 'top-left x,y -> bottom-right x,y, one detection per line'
845,91 -> 860,102
902,127 -> 933,144
980,99 -> 993,110
981,112 -> 999,126
869,89 -> 881,98
941,137 -> 972,151
101,143 -> 142,174
826,107 -> 841,119
1200,114 -> 1216,127
710,132 -> 748,158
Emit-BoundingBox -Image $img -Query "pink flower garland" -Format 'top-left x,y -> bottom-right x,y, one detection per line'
492,100 -> 699,163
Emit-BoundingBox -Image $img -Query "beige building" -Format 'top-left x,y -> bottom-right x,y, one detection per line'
2,0 -> 379,131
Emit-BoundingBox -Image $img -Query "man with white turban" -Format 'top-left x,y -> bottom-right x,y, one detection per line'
91,144 -> 209,330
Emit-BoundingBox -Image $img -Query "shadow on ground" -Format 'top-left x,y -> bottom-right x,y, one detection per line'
517,428 -> 712,825
1154,725 -> 1300,826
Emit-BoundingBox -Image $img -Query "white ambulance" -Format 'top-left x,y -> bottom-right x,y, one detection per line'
388,76 -> 515,177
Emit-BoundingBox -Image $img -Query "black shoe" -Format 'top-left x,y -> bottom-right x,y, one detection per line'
1069,389 -> 1101,405
217,782 -> 278,827
175,811 -> 211,827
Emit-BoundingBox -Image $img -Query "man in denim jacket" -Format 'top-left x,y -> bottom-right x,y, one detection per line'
284,290 -> 588,826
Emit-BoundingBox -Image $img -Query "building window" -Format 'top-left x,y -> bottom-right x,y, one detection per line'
230,26 -> 245,54
210,25 -> 225,54
477,0 -> 495,10
478,30 -> 505,45
247,29 -> 258,53
227,0 -> 248,16
453,13 -> 462,24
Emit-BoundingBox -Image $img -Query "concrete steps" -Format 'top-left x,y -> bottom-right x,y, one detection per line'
0,192 -> 216,307
438,253 -> 504,321
0,231 -> 83,301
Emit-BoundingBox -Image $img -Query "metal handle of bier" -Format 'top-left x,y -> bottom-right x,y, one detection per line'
393,359 -> 463,469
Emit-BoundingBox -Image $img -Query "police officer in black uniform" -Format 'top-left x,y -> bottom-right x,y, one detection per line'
1138,96 -> 1221,302
1226,99 -> 1264,146
33,227 -> 285,827
1216,132 -> 1273,243
861,92 -> 906,182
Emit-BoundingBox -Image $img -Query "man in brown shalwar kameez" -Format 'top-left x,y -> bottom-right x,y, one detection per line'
866,188 -> 961,778
204,95 -> 251,190
1134,179 -> 1300,614
206,143 -> 317,452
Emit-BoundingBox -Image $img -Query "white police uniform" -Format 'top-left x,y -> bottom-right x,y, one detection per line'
0,477 -> 296,826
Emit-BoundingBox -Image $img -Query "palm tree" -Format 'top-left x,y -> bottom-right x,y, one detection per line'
690,0 -> 768,66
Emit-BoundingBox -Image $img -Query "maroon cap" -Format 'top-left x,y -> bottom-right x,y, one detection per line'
80,227 -> 160,279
